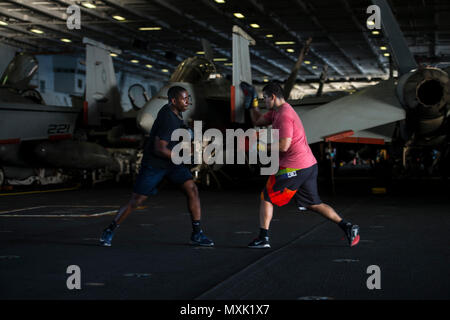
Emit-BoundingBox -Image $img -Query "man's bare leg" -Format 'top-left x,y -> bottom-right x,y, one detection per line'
181,180 -> 201,221
259,198 -> 274,230
307,202 -> 360,247
100,193 -> 147,246
307,203 -> 342,223
181,179 -> 214,246
113,193 -> 148,225
248,198 -> 273,248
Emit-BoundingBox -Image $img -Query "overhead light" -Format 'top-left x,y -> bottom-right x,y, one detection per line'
286,48 -> 295,53
367,21 -> 375,26
0,21 -> 8,26
81,2 -> 96,9
113,15 -> 126,21
30,28 -> 44,34
196,51 -> 205,55
263,78 -> 269,82
110,53 -> 118,57
146,64 -> 153,68
60,38 -> 71,43
304,60 -> 311,64
139,27 -> 162,31
266,34 -> 273,38
162,69 -> 169,73
384,53 -> 390,57
215,0 -> 225,3
312,66 -> 318,69
224,63 -> 233,66
380,46 -> 387,50
250,23 -> 260,28
372,30 -> 380,35
213,58 -> 228,61
130,59 -> 139,63
275,41 -> 295,45
234,13 -> 245,19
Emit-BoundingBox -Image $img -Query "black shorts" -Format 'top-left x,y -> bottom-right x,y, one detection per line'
133,164 -> 193,196
261,164 -> 322,207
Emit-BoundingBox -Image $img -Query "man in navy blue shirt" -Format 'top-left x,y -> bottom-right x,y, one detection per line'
100,86 -> 214,247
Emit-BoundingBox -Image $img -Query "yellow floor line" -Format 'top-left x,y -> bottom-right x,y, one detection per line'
0,206 -> 46,215
0,184 -> 81,196
0,205 -> 148,217
0,210 -> 117,218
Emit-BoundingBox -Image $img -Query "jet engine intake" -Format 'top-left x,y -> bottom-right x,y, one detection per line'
396,67 -> 449,143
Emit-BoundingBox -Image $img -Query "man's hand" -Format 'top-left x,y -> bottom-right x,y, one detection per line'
250,141 -> 268,153
240,81 -> 258,110
240,82 -> 271,127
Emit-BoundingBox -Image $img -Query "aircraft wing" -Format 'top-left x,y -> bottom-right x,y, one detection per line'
295,79 -> 406,144
352,122 -> 398,142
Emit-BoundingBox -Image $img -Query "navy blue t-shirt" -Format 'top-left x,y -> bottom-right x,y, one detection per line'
142,104 -> 185,168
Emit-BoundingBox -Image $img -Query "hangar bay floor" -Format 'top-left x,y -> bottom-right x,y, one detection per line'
0,176 -> 449,300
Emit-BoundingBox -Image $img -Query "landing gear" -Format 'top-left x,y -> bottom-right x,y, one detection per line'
0,167 -> 4,187
192,164 -> 223,189
81,169 -> 94,188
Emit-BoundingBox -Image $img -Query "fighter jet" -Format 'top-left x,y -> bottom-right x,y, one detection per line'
0,38 -> 142,187
135,25 -> 259,187
289,0 -> 449,175
137,25 -> 256,134
137,0 -> 449,181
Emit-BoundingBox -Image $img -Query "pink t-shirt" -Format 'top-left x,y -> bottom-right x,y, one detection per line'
263,102 -> 317,169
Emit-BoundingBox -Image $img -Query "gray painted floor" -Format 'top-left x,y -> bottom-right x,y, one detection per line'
1,177 -> 449,301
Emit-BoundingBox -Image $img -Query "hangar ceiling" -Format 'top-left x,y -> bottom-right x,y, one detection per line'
0,0 -> 449,86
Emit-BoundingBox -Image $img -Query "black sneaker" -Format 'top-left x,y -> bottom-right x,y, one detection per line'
248,237 -> 271,249
100,228 -> 115,247
344,224 -> 360,247
190,231 -> 214,247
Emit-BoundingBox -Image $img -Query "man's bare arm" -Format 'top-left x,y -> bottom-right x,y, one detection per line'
154,136 -> 172,159
279,137 -> 292,152
250,107 -> 271,127
261,137 -> 291,153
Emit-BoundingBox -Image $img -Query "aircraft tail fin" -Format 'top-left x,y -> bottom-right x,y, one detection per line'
201,39 -> 214,62
83,37 -> 122,126
231,25 -> 255,124
371,0 -> 417,75
283,37 -> 312,99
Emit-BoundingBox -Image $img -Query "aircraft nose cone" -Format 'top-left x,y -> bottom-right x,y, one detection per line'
137,112 -> 155,133
137,95 -> 167,133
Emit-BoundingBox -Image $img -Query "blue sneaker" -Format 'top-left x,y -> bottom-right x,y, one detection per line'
190,231 -> 214,247
100,228 -> 115,247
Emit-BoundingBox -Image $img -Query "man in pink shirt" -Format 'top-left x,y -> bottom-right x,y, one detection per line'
246,82 -> 360,249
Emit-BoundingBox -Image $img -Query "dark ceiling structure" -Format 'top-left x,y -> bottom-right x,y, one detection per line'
0,0 -> 449,85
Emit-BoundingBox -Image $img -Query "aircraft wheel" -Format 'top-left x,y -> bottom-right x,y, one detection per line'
205,172 -> 211,187
80,169 -> 94,188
